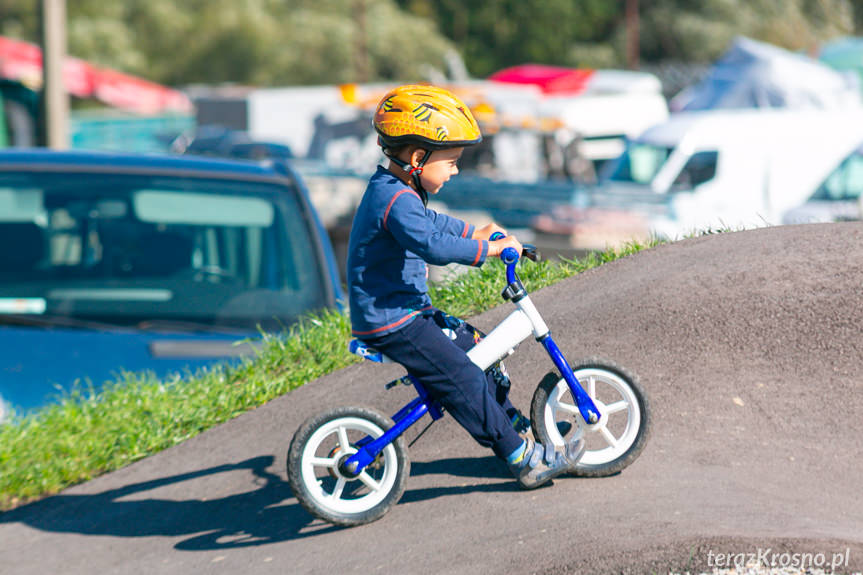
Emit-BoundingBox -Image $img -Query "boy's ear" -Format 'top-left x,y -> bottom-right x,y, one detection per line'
410,148 -> 427,167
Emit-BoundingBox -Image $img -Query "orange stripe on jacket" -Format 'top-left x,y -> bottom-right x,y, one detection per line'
471,240 -> 484,266
352,306 -> 434,336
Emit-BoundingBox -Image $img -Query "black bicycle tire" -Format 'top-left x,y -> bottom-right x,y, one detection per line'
530,358 -> 651,478
287,406 -> 410,526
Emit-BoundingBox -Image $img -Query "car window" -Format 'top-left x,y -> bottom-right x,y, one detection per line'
0,172 -> 327,330
812,149 -> 863,201
603,142 -> 673,185
671,151 -> 718,191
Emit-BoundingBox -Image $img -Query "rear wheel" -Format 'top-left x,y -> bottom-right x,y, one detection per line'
530,359 -> 650,477
287,406 -> 409,526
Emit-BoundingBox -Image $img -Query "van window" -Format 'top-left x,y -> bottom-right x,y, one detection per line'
811,148 -> 863,201
0,172 -> 327,330
671,151 -> 718,191
604,143 -> 673,185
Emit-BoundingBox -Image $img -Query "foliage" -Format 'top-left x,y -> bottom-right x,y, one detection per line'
0,0 -> 859,86
399,0 -> 857,73
0,0 -> 455,86
639,0 -> 854,63
399,0 -> 620,76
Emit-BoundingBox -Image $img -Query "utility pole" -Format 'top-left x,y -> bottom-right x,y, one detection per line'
354,0 -> 369,83
625,0 -> 640,70
40,0 -> 68,149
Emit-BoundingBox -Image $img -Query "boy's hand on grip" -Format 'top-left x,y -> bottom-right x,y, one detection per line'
488,235 -> 523,258
473,222 -> 507,241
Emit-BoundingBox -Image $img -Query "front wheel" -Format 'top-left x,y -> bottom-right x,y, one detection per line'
287,406 -> 409,526
530,359 -> 650,477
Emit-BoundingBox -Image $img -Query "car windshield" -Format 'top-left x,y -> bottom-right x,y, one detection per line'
0,171 -> 327,330
810,145 -> 863,201
602,142 -> 673,185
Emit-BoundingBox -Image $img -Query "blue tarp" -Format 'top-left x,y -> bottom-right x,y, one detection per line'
671,36 -> 861,112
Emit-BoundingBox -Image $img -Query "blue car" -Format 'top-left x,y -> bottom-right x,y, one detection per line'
0,149 -> 343,419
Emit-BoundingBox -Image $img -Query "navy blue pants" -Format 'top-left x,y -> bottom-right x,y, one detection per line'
363,309 -> 524,459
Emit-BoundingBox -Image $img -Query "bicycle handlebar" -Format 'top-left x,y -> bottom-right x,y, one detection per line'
501,247 -> 520,265
488,232 -> 540,263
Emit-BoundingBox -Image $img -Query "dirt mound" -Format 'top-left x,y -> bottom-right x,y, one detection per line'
519,222 -> 863,572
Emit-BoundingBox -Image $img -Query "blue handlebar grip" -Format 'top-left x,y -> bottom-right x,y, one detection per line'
501,247 -> 520,264
489,231 -> 505,241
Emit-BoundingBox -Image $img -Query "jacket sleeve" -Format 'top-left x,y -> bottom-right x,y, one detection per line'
384,190 -> 487,267
427,206 -> 475,240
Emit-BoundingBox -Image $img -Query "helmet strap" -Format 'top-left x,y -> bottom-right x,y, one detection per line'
384,147 -> 431,206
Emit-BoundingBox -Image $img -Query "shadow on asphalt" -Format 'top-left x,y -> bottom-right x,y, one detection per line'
1,454 -> 518,549
0,456 -> 342,550
402,456 -> 548,504
410,456 -> 512,480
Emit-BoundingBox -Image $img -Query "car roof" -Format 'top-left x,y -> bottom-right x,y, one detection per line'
0,148 -> 290,180
637,109 -> 863,148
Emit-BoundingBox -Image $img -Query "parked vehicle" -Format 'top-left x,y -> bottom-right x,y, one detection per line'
0,150 -> 343,419
171,125 -> 295,162
783,141 -> 863,224
596,109 -> 863,240
530,109 -> 863,251
534,68 -> 670,173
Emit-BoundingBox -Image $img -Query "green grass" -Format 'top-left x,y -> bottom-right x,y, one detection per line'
0,238 -> 660,512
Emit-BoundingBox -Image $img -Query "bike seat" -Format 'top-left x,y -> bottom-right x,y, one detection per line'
349,339 -> 395,363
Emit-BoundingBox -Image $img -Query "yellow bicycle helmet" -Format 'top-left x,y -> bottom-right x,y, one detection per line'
373,85 -> 482,199
374,84 -> 482,150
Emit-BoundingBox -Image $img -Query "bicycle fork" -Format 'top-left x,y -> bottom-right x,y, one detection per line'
540,335 -> 600,424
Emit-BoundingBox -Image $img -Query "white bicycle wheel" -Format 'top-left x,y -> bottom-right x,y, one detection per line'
531,359 -> 650,477
287,406 -> 409,526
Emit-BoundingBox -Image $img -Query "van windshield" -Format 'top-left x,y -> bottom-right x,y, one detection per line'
602,143 -> 673,185
0,172 -> 327,331
810,146 -> 863,201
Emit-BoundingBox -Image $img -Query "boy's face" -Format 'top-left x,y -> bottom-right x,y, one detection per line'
419,147 -> 464,195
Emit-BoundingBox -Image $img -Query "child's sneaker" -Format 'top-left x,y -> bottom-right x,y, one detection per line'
508,437 -> 585,490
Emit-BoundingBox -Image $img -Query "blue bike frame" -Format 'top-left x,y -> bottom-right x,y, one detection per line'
342,376 -> 443,476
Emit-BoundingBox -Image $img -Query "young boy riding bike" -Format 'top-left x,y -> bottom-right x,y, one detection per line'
347,84 -> 584,489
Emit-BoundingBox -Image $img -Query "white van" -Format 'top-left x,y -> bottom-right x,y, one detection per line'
594,109 -> 863,239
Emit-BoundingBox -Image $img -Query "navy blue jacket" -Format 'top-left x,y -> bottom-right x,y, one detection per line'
348,166 -> 488,337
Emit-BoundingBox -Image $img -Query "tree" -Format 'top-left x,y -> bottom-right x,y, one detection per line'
399,0 -> 859,75
0,0 -> 456,86
0,0 -> 860,86
639,0 -> 854,63
398,0 -> 619,76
